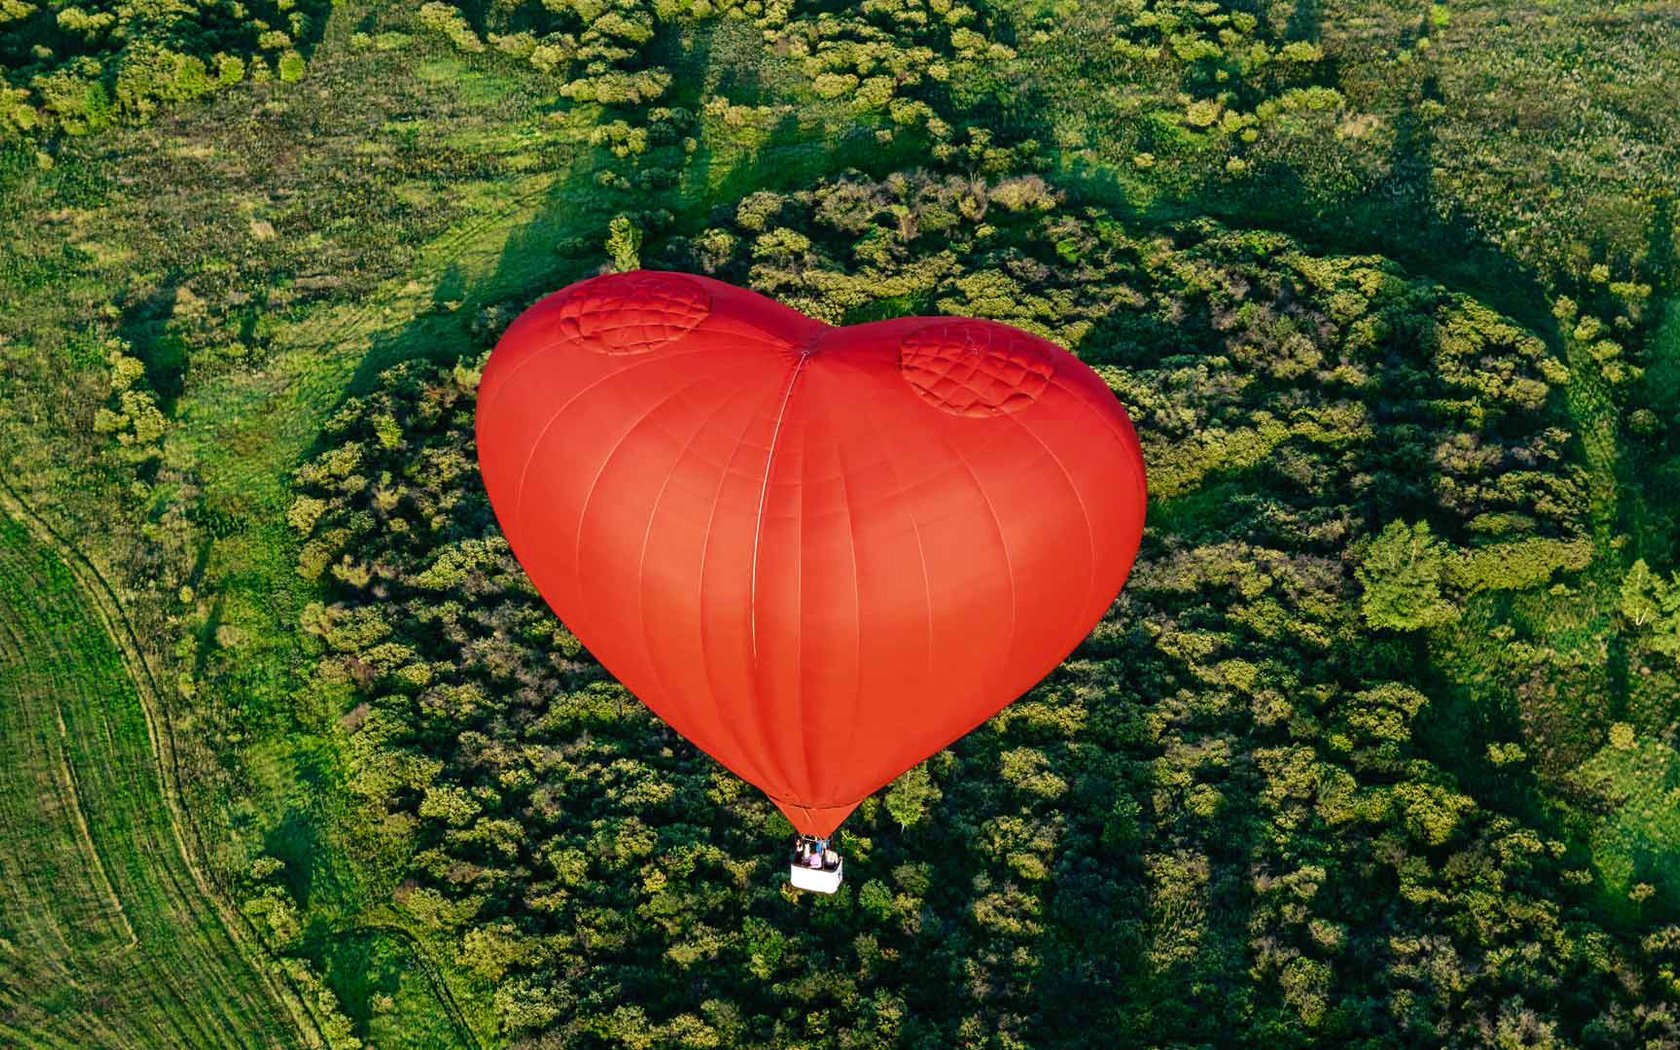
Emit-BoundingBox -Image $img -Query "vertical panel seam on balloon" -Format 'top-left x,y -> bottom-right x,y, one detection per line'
744,351 -> 811,799
820,352 -> 937,806
747,353 -> 811,666
694,369 -> 812,802
822,381 -> 864,808
784,389 -> 813,799
786,368 -> 845,804
928,425 -> 1020,728
1051,369 -> 1149,529
1004,399 -> 1099,619
629,362 -> 782,784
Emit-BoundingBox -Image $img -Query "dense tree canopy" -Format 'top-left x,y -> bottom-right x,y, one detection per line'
0,0 -> 327,133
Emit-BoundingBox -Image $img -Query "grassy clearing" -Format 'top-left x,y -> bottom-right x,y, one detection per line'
0,507 -> 300,1048
1633,305 -> 1680,561
313,921 -> 482,1050
1580,735 -> 1680,907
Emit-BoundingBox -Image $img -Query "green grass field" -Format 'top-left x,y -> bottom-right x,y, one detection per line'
0,504 -> 303,1048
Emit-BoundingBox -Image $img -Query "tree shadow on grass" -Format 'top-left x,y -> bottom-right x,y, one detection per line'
115,276 -> 190,414
264,801 -> 325,910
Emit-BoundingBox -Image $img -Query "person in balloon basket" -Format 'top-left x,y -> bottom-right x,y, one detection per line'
795,835 -> 841,872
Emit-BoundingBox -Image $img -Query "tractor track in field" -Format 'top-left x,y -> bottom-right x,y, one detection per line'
49,702 -> 141,953
0,474 -> 329,1050
0,518 -> 247,1048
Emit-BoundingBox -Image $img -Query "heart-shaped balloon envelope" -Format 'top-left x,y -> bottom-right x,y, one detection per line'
476,271 -> 1146,836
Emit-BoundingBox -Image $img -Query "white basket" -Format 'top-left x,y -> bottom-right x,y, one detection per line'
789,859 -> 843,894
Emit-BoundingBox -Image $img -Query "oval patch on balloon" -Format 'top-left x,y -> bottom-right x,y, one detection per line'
556,271 -> 712,355
899,319 -> 1055,416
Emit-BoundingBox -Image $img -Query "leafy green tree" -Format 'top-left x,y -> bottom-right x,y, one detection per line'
882,763 -> 940,830
1357,521 -> 1461,631
606,213 -> 643,273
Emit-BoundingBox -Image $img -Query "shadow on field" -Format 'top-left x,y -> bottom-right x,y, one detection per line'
116,277 -> 190,413
282,24 -> 942,1032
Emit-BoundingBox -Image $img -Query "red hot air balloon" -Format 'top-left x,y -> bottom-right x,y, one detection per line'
475,271 -> 1147,858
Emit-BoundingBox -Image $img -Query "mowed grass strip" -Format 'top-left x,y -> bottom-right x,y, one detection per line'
0,512 -> 299,1049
